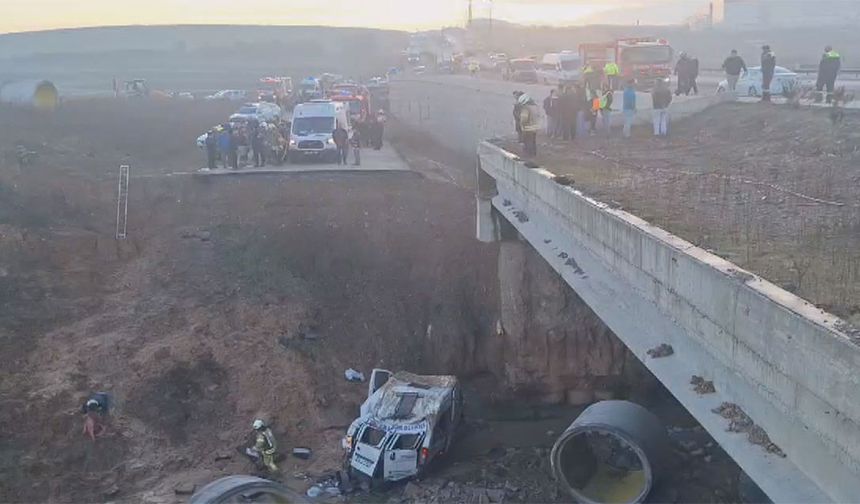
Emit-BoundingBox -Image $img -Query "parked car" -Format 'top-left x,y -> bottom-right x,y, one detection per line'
206,89 -> 247,101
343,370 -> 463,484
229,102 -> 282,123
506,58 -> 539,84
717,66 -> 799,97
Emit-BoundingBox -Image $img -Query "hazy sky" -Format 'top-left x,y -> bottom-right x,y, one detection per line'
3,0 -> 656,33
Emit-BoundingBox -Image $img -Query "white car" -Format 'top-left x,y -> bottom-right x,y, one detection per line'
205,89 -> 247,101
717,66 -> 799,97
229,102 -> 282,123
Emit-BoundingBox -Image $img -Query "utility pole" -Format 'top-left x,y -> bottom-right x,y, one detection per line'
468,0 -> 473,28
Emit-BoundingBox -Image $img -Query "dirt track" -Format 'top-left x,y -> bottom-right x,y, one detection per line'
503,102 -> 860,325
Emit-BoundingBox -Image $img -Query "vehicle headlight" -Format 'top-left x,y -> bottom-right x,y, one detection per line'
289,139 -> 297,146
327,138 -> 335,145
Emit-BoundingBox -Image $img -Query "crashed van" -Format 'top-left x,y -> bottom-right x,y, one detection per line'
343,369 -> 463,482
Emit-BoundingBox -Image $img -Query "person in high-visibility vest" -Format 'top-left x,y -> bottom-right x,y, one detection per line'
604,61 -> 620,91
816,46 -> 842,103
246,419 -> 278,473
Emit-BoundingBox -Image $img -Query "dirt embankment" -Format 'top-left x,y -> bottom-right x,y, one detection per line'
0,100 -> 503,502
504,102 -> 860,324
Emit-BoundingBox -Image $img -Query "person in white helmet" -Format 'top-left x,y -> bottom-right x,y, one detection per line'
80,392 -> 110,441
246,419 -> 278,472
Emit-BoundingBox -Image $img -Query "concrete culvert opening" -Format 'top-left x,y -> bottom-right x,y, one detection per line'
551,401 -> 669,504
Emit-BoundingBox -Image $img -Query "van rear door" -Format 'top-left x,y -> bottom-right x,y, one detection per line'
383,432 -> 423,481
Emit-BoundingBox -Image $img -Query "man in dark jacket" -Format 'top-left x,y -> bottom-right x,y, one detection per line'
722,50 -> 747,92
816,46 -> 842,103
332,124 -> 349,165
674,53 -> 691,96
761,45 -> 776,102
543,90 -> 559,139
251,125 -> 266,167
689,56 -> 700,95
651,79 -> 672,136
558,85 -> 580,141
205,129 -> 218,170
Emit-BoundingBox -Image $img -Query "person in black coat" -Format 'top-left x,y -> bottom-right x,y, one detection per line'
760,45 -> 776,102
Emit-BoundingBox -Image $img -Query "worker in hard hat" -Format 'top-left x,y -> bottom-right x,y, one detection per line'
246,419 -> 278,472
81,392 -> 110,441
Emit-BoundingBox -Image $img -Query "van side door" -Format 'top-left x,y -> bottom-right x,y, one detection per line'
382,432 -> 423,481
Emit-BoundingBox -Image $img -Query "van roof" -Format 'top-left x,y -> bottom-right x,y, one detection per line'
361,372 -> 457,427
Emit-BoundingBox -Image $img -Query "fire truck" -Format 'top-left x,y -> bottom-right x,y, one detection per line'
328,83 -> 372,127
579,37 -> 674,87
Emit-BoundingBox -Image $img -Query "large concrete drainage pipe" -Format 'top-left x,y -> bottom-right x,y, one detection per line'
550,401 -> 669,504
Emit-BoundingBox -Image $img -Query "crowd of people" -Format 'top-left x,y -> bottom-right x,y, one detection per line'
203,118 -> 290,171
512,43 -> 845,158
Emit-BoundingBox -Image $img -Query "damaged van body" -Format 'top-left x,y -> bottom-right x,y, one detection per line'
343,369 -> 463,482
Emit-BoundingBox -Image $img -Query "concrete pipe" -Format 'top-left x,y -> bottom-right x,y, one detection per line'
0,80 -> 59,110
550,400 -> 669,504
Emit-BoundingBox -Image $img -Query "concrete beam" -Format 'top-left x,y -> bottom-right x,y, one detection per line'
478,141 -> 860,503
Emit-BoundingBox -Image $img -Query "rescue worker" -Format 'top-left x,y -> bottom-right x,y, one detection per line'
512,91 -> 525,142
246,419 -> 278,472
332,123 -> 349,165
689,55 -> 700,95
604,60 -> 620,91
517,93 -> 541,157
81,392 -> 110,442
760,45 -> 776,102
558,85 -> 580,141
582,63 -> 601,97
816,46 -> 842,103
721,49 -> 747,92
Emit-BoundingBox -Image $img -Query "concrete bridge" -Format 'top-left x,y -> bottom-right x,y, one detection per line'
391,75 -> 860,502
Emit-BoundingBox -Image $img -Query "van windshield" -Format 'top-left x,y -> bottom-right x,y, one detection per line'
292,117 -> 334,135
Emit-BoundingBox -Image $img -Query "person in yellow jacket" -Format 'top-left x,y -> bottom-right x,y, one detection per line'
604,61 -> 620,90
816,46 -> 842,103
246,419 -> 278,473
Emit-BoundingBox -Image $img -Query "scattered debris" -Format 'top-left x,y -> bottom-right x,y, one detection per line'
174,482 -> 196,495
647,343 -> 675,358
179,228 -> 211,241
213,451 -> 232,461
512,210 -> 529,223
292,447 -> 312,459
690,375 -> 716,394
103,485 -> 121,499
712,402 -> 785,457
553,174 -> 575,186
344,368 -> 365,382
564,257 -> 584,275
502,199 -> 512,207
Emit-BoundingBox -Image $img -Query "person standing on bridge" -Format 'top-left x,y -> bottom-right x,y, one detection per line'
559,85 -> 579,141
205,128 -> 218,170
604,60 -> 620,91
518,93 -> 541,157
218,125 -> 232,170
622,79 -> 637,139
543,89 -> 559,139
351,127 -> 362,166
251,124 -> 266,168
332,123 -> 349,165
651,79 -> 672,137
513,91 -> 525,143
761,45 -> 777,102
816,46 -> 842,104
722,49 -> 747,92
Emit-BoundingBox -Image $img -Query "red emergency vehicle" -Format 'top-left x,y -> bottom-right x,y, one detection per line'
579,37 -> 674,85
328,83 -> 372,126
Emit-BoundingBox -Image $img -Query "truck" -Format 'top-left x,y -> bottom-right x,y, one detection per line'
298,77 -> 324,102
328,82 -> 372,128
288,100 -> 350,163
343,370 -> 463,484
579,37 -> 674,87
